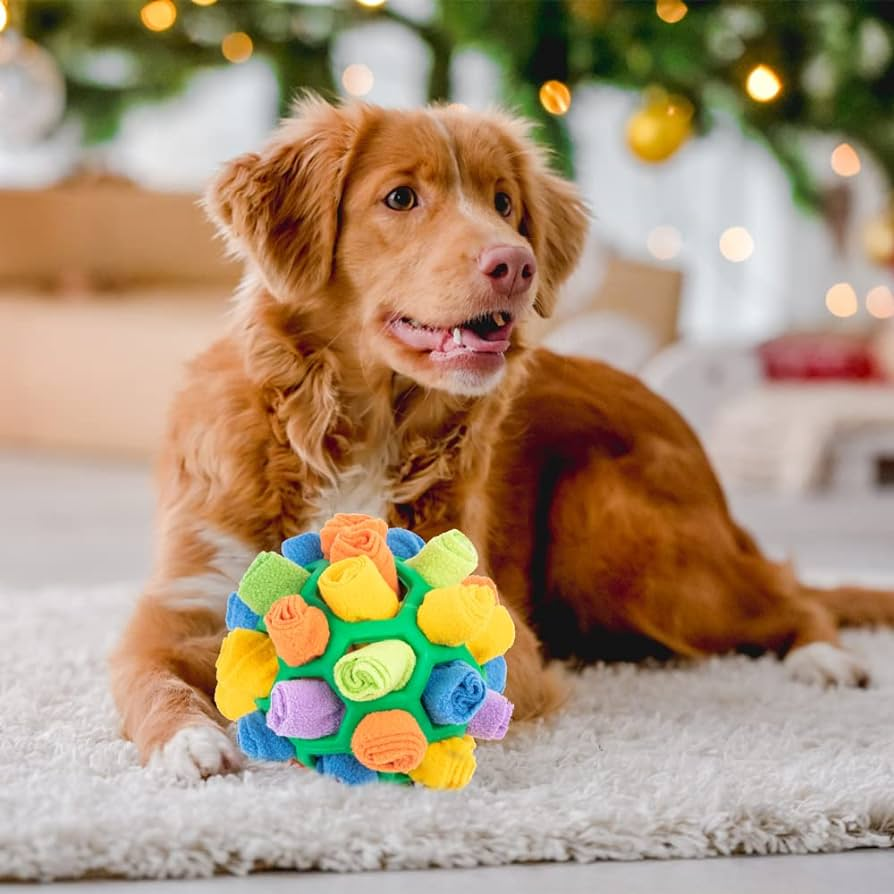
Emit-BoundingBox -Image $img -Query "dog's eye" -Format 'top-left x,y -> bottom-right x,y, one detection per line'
384,187 -> 417,211
495,192 -> 512,218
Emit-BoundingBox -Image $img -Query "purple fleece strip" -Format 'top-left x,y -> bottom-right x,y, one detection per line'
267,679 -> 345,739
466,689 -> 513,740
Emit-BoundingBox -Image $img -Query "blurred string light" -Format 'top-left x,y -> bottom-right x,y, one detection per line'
539,80 -> 572,116
866,285 -> 894,319
825,282 -> 858,318
140,0 -> 177,32
746,64 -> 782,102
342,63 -> 374,97
355,0 -> 386,7
647,225 -> 683,260
192,0 -> 217,5
830,142 -> 861,177
0,1 -> 8,34
719,226 -> 754,262
221,32 -> 253,64
656,1 -> 688,25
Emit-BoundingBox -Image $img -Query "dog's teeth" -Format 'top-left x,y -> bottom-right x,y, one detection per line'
492,312 -> 507,327
452,327 -> 463,346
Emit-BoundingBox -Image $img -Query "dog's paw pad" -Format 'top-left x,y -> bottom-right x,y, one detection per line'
784,642 -> 870,688
148,726 -> 242,782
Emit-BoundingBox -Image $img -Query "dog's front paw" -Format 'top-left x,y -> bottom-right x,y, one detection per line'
148,725 -> 243,782
784,642 -> 870,688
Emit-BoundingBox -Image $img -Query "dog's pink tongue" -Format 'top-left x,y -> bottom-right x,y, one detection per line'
390,321 -> 449,352
452,326 -> 511,353
390,319 -> 514,354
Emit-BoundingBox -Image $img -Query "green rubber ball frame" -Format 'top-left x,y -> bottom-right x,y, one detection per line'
254,557 -> 485,783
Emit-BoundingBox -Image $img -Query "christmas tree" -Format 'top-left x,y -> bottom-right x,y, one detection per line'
3,0 -> 893,213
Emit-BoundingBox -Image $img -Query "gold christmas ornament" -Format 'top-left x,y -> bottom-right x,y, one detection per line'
626,90 -> 693,163
539,80 -> 572,116
864,207 -> 894,266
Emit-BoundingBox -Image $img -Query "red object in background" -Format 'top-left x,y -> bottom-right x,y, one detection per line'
758,333 -> 886,381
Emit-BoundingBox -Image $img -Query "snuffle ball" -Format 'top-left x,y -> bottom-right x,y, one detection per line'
214,513 -> 515,789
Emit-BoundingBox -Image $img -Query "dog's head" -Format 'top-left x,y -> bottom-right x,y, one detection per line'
207,96 -> 588,396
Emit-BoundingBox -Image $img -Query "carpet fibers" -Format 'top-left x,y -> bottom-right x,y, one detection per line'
2,582 -> 893,881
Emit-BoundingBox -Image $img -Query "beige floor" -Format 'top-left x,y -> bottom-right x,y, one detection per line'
2,449 -> 893,892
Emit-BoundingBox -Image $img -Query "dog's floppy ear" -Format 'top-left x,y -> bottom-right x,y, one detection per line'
510,126 -> 589,319
523,167 -> 589,318
205,96 -> 370,299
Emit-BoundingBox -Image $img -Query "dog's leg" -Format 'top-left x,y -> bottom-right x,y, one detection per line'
110,584 -> 242,781
781,603 -> 870,688
111,615 -> 233,780
110,526 -> 259,780
502,604 -> 568,719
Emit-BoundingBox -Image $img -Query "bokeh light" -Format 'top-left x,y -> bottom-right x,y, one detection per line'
719,226 -> 754,262
647,225 -> 683,260
866,285 -> 894,319
221,32 -> 253,64
656,1 -> 688,24
355,0 -> 386,7
140,0 -> 177,32
342,63 -> 374,97
825,282 -> 858,318
746,64 -> 782,102
0,2 -> 8,33
191,0 -> 218,6
830,143 -> 861,177
539,80 -> 572,116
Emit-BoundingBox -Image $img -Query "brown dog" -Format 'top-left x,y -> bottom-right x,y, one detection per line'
111,97 -> 894,779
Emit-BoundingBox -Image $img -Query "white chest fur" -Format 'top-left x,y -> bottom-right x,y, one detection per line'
308,447 -> 392,532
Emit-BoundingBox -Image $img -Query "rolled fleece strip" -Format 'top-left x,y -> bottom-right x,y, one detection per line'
467,604 -> 516,665
267,679 -> 345,739
386,527 -> 426,560
214,628 -> 279,721
316,753 -> 378,786
318,555 -> 399,622
466,689 -> 513,740
416,583 -> 495,647
463,574 -> 500,602
409,736 -> 477,790
225,592 -> 260,631
333,639 -> 416,702
319,514 -> 387,558
350,709 -> 427,773
264,594 -> 330,667
404,529 -> 478,588
330,526 -> 398,595
237,711 -> 295,761
482,655 -> 507,694
281,531 -> 324,566
421,660 -> 487,725
237,551 -> 310,616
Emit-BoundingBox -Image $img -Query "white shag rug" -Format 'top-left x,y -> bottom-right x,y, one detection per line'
2,580 -> 894,881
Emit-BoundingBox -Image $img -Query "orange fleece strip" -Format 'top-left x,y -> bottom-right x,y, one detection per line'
319,514 -> 387,558
350,709 -> 428,773
264,594 -> 330,667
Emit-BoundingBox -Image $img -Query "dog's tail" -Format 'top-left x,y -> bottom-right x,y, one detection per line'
802,583 -> 894,627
